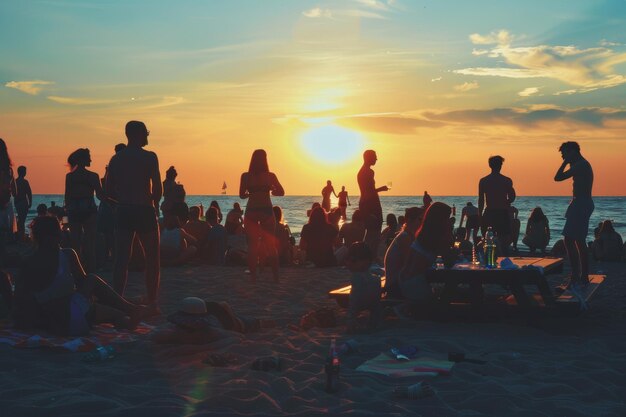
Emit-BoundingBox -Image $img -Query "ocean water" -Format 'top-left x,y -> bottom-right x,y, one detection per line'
28,195 -> 626,247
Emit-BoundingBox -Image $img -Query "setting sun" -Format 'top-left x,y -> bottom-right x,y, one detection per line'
299,125 -> 366,165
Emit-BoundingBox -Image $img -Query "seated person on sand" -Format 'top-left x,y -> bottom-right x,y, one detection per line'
346,242 -> 382,333
398,203 -> 453,304
205,207 -> 228,265
306,202 -> 321,218
592,220 -> 623,261
225,202 -> 244,234
183,206 -> 210,251
334,209 -> 366,264
152,297 -> 273,344
522,207 -> 550,254
13,216 -> 142,336
384,207 -> 423,298
209,200 -> 223,224
160,214 -> 197,267
379,213 -> 399,258
273,205 -> 295,266
300,206 -> 337,267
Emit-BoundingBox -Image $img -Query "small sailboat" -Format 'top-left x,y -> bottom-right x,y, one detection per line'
221,181 -> 227,195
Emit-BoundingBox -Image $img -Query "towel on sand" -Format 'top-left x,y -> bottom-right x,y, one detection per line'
0,320 -> 154,352
356,353 -> 454,377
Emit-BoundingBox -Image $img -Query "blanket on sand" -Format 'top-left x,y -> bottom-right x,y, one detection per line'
356,353 -> 455,377
0,320 -> 154,352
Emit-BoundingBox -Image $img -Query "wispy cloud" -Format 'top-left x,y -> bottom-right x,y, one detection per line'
47,95 -> 118,105
5,80 -> 54,95
518,87 -> 540,97
454,81 -> 479,92
456,30 -> 626,93
431,77 -> 442,82
302,7 -> 333,18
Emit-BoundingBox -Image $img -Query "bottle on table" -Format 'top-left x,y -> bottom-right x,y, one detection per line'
484,227 -> 497,268
325,338 -> 340,393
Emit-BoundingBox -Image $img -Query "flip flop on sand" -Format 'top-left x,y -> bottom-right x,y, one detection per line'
393,381 -> 435,399
251,356 -> 283,372
203,353 -> 237,367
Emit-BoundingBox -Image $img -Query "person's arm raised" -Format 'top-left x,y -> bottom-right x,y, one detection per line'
554,161 -> 574,182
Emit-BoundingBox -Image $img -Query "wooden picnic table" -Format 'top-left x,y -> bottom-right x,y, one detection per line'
328,257 -> 604,308
425,257 -> 565,309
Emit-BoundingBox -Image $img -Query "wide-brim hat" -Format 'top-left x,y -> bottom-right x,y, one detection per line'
167,297 -> 213,330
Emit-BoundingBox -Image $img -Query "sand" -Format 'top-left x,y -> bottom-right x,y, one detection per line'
1,257 -> 625,417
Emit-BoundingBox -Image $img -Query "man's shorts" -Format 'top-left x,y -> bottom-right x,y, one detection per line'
563,198 -> 594,241
114,205 -> 158,234
481,209 -> 511,237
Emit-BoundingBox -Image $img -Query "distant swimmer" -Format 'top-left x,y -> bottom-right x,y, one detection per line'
478,155 -> 516,254
337,186 -> 351,220
554,141 -> 594,289
321,180 -> 337,212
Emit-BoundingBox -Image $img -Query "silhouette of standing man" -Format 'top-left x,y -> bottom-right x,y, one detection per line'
358,150 -> 388,256
478,155 -> 516,254
554,141 -> 593,288
106,121 -> 162,311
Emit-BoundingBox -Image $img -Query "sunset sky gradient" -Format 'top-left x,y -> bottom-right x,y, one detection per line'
1,0 -> 625,196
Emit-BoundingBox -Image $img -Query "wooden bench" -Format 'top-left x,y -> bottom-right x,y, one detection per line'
555,275 -> 605,305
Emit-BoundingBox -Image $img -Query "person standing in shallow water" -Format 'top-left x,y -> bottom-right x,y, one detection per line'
239,149 -> 284,282
106,121 -> 162,311
554,141 -> 594,288
357,150 -> 389,256
337,186 -> 351,220
321,180 -> 337,212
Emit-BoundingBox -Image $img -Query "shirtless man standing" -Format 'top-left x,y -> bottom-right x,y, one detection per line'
337,186 -> 351,220
358,150 -> 388,256
554,141 -> 594,288
459,202 -> 479,242
106,121 -> 162,311
478,155 -> 516,254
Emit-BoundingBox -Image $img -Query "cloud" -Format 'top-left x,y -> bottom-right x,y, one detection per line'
518,87 -> 540,97
302,7 -> 332,18
5,80 -> 54,95
454,81 -> 479,92
472,48 -> 490,56
338,113 -> 442,134
600,39 -> 622,47
431,77 -> 442,82
47,96 -> 117,105
469,30 -> 514,46
457,31 -> 626,91
353,0 -> 392,11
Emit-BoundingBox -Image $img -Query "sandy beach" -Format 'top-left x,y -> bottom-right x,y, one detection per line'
1,257 -> 625,417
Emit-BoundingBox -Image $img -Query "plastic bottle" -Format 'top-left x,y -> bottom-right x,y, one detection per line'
325,338 -> 340,393
484,227 -> 497,269
82,345 -> 115,362
435,256 -> 444,270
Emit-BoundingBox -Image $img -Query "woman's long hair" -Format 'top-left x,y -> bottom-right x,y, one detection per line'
0,138 -> 12,172
529,207 -> 547,223
67,148 -> 90,170
415,202 -> 452,253
308,206 -> 329,227
248,149 -> 269,174
599,220 -> 615,235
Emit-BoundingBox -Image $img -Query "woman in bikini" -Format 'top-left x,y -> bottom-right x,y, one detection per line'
65,148 -> 105,273
239,149 -> 284,282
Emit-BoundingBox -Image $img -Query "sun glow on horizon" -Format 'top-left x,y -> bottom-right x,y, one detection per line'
299,124 -> 366,165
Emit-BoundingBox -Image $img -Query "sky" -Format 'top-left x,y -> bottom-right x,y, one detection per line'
1,0 -> 626,196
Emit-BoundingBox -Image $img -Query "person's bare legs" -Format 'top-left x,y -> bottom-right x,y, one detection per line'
82,214 -> 98,273
260,218 -> 279,282
576,239 -> 590,284
137,229 -> 160,306
564,236 -> 581,284
77,273 -> 139,329
113,229 -> 135,297
69,221 -> 83,260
